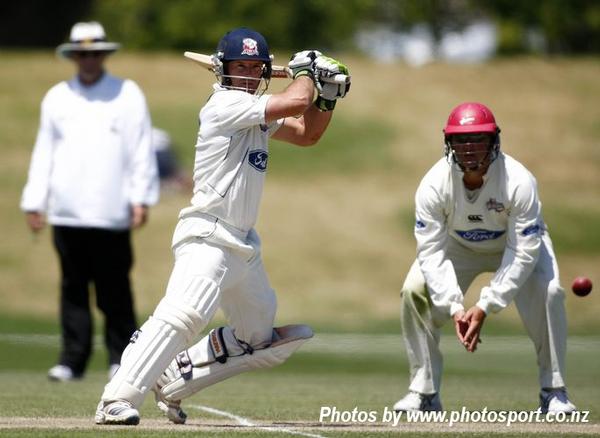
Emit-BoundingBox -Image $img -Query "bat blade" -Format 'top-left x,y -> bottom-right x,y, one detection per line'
184,51 -> 291,79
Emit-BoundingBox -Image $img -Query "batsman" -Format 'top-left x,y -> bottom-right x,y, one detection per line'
393,102 -> 577,414
95,27 -> 350,425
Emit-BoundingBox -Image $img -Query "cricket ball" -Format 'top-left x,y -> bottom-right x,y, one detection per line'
571,277 -> 592,297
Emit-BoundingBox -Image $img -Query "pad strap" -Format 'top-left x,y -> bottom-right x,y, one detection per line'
175,350 -> 193,380
209,327 -> 229,363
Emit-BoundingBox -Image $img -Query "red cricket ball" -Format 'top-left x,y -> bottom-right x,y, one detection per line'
572,277 -> 592,297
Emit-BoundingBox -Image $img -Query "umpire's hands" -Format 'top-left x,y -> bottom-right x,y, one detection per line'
25,211 -> 45,233
288,50 -> 322,80
131,205 -> 149,229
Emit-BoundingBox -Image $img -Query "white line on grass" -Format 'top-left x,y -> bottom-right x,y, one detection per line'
190,405 -> 327,438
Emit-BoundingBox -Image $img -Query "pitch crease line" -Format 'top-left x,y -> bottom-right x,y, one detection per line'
190,405 -> 327,438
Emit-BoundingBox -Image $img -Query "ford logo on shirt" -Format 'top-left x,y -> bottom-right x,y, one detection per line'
249,150 -> 268,172
456,229 -> 505,242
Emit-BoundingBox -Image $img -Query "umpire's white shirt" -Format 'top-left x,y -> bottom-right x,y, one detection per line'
21,73 -> 159,230
414,153 -> 544,316
176,84 -> 282,242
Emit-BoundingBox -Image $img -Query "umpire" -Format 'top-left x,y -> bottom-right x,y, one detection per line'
20,22 -> 159,381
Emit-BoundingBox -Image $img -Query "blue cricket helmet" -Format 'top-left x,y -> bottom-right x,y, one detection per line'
216,28 -> 272,79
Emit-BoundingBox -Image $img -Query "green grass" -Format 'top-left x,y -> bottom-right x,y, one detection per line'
269,115 -> 396,176
1,320 -> 599,436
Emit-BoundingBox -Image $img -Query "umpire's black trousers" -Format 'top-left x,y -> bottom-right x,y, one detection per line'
52,226 -> 137,376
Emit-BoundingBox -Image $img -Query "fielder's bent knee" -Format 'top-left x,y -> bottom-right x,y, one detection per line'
546,281 -> 565,304
402,286 -> 430,312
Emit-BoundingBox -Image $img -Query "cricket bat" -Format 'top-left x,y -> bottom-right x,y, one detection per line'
184,51 -> 350,85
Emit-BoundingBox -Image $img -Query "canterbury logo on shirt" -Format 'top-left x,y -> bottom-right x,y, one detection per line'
249,150 -> 268,172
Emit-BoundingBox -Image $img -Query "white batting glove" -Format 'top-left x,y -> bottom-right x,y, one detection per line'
314,56 -> 350,99
312,56 -> 350,111
288,50 -> 322,80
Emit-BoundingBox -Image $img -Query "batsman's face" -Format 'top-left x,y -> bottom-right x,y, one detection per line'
227,60 -> 264,93
450,134 -> 493,172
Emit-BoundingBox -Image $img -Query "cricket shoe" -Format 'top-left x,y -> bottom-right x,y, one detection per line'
48,364 -> 79,382
95,400 -> 140,425
152,382 -> 187,424
539,388 -> 576,414
393,391 -> 442,412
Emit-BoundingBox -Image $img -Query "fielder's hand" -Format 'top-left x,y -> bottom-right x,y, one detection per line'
288,50 -> 322,80
461,306 -> 486,353
452,309 -> 468,344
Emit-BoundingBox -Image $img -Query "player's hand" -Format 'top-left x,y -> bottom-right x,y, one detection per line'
314,56 -> 351,100
452,309 -> 468,344
25,211 -> 45,233
462,306 -> 486,353
288,50 -> 322,80
131,205 -> 148,229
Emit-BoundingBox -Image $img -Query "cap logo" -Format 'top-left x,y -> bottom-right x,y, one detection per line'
459,116 -> 475,125
241,38 -> 259,56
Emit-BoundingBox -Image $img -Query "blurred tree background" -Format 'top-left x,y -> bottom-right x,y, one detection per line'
1,0 -> 598,54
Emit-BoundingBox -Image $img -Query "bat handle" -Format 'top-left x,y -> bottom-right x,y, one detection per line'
320,74 -> 351,85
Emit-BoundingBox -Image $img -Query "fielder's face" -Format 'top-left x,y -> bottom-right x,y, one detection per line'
227,60 -> 264,94
449,134 -> 494,173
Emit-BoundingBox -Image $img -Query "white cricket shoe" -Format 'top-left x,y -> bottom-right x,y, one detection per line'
95,400 -> 140,425
393,391 -> 442,412
539,388 -> 576,414
152,383 -> 187,424
48,365 -> 78,382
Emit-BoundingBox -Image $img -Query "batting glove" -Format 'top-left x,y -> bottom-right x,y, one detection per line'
315,56 -> 350,99
313,56 -> 351,111
288,50 -> 322,80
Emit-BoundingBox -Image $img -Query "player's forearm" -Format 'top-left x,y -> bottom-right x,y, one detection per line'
299,103 -> 333,145
265,76 -> 314,122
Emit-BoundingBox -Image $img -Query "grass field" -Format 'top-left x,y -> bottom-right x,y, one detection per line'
1,320 -> 599,437
0,51 -> 599,436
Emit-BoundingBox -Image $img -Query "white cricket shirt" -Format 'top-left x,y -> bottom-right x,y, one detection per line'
21,73 -> 158,229
414,153 -> 544,315
178,84 -> 283,233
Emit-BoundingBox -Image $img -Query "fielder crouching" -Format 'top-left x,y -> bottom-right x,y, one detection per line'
95,27 -> 350,425
393,102 -> 577,415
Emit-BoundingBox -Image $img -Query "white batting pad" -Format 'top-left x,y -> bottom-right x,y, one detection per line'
101,276 -> 220,408
160,324 -> 313,401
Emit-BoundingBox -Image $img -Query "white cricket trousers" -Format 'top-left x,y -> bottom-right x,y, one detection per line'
401,233 -> 567,395
166,228 -> 277,348
101,219 -> 276,407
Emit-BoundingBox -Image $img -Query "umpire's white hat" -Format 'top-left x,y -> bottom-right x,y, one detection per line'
56,22 -> 120,58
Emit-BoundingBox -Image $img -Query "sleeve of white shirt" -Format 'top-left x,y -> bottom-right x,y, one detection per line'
201,89 -> 270,138
476,173 -> 542,314
125,81 -> 159,207
414,169 -> 465,317
20,92 -> 55,212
